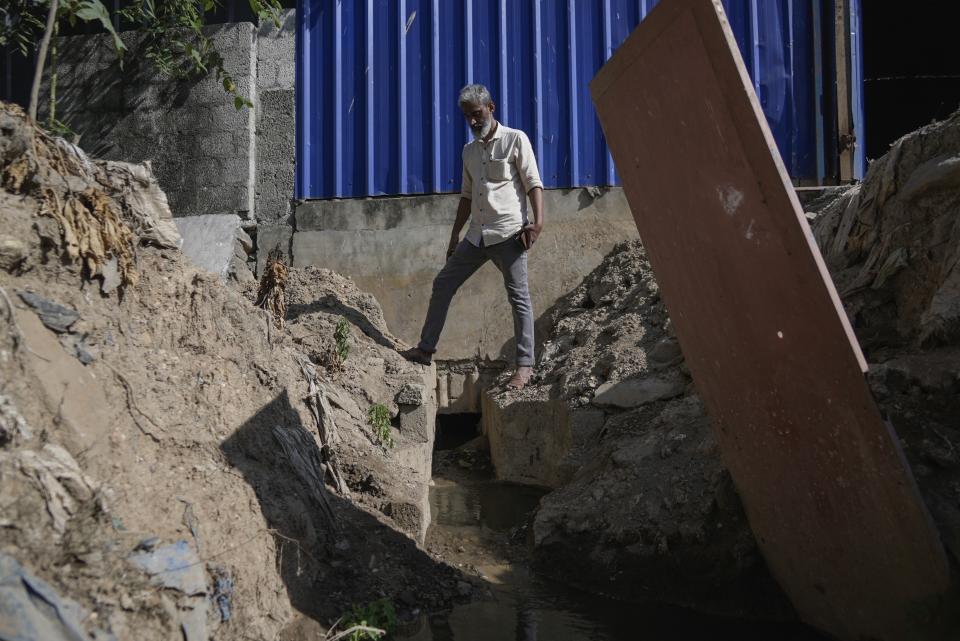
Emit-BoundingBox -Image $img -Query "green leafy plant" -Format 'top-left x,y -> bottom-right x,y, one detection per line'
0,1 -> 47,56
367,404 -> 393,449
336,599 -> 397,641
118,0 -> 281,109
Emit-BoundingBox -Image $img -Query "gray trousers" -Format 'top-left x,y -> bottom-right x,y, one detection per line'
418,236 -> 534,366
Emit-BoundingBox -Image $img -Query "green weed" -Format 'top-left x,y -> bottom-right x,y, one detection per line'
367,403 -> 393,449
338,598 -> 397,640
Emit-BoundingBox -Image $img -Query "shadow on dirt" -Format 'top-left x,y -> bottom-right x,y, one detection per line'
220,389 -> 468,626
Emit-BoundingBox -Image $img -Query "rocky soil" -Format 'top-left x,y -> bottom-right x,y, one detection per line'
0,102 -> 472,641
487,110 -> 960,618
493,241 -> 789,617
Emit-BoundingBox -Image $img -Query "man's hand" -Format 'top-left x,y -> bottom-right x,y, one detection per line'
446,237 -> 459,260
521,223 -> 543,250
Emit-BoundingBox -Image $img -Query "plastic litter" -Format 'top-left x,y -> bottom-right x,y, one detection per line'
128,540 -> 206,596
210,569 -> 234,623
0,552 -> 115,641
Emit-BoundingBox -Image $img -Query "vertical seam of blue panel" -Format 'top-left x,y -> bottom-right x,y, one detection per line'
602,0 -> 615,185
432,0 -> 441,193
533,0 -> 544,165
812,0 -> 825,183
749,0 -> 761,96
367,0 -> 375,194
850,0 -> 865,179
334,0 -> 344,197
399,0 -> 408,193
295,0 -> 307,199
787,0 -> 797,173
567,0 -> 579,186
640,0 -> 647,19
465,0 -> 473,84
499,0 -> 508,122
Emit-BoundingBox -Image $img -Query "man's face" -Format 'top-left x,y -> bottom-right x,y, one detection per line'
461,100 -> 495,139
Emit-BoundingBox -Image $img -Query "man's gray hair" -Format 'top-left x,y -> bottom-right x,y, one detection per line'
458,84 -> 493,107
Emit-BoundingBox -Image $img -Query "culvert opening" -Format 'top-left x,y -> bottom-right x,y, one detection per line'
434,412 -> 482,451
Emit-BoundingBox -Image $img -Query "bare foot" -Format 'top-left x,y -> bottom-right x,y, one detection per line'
400,347 -> 433,366
506,366 -> 533,390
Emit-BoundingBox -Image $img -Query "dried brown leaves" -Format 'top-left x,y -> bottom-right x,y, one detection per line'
41,188 -> 138,286
0,102 -> 137,288
255,247 -> 288,329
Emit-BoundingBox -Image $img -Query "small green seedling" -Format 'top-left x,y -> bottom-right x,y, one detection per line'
339,599 -> 397,641
367,404 -> 393,449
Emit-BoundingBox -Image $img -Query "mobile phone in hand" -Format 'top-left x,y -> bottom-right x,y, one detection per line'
516,228 -> 530,250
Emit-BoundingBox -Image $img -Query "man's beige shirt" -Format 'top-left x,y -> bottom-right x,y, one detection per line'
461,122 -> 543,247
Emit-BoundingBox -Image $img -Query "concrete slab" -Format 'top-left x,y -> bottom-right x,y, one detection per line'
174,214 -> 241,279
481,393 -> 572,488
590,1 -> 949,639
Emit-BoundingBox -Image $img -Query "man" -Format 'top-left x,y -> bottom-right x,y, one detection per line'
402,84 -> 544,390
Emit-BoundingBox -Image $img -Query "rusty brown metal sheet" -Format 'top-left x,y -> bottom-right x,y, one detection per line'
590,1 -> 949,639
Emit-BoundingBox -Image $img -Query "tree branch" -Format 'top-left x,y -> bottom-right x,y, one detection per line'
29,0 -> 59,122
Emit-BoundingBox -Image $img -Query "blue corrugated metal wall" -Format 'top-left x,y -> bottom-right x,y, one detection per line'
296,0 -> 864,199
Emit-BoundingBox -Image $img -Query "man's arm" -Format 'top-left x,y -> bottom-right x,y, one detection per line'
516,132 -> 545,248
447,197 -> 472,257
524,186 -> 544,248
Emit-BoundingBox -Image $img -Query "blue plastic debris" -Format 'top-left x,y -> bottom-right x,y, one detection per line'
128,540 -> 206,596
211,572 -> 234,623
0,552 -> 115,641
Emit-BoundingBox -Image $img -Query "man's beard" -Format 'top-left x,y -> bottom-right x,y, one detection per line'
471,118 -> 492,140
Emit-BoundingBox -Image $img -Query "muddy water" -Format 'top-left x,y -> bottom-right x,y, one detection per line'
399,462 -> 828,641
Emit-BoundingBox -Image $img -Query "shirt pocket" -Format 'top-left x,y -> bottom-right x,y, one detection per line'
487,159 -> 512,182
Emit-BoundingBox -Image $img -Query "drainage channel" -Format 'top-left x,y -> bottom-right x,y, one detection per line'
398,413 -> 830,641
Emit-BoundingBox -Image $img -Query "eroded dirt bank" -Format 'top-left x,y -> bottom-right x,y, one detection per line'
0,102 -> 475,641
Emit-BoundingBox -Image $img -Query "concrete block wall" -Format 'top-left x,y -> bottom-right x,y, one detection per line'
49,24 -> 259,221
255,11 -> 296,224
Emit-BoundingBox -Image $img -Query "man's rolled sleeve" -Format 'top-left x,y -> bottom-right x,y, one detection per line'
515,132 -> 543,193
460,156 -> 473,200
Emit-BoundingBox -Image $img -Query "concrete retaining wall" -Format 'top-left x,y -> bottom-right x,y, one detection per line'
292,187 -> 639,364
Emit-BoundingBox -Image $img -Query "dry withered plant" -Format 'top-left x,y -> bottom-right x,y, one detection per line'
255,245 -> 288,329
0,102 -> 138,287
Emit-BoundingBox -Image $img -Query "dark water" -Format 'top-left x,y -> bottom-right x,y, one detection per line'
429,476 -> 546,532
396,470 -> 829,641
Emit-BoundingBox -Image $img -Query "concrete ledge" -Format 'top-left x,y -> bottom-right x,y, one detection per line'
436,361 -> 505,414
481,392 -> 573,488
295,194 -> 462,232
